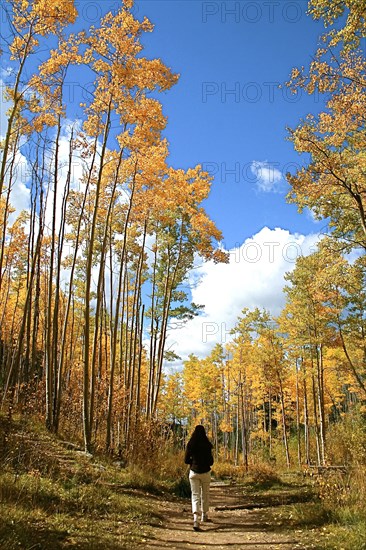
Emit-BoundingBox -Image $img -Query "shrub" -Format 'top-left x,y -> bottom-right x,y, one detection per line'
326,409 -> 366,467
249,462 -> 281,486
211,461 -> 244,480
170,475 -> 191,498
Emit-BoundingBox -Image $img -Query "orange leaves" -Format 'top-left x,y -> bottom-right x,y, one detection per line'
211,249 -> 230,264
85,8 -> 153,66
287,3 -> 366,250
133,58 -> 180,92
2,0 -> 224,379
287,48 -> 366,246
31,0 -> 77,32
9,35 -> 39,60
12,0 -> 77,36
38,40 -> 83,77
76,3 -> 178,157
308,0 -> 366,51
139,164 -> 224,264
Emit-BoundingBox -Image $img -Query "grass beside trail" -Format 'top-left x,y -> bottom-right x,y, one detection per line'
0,416 -> 167,549
0,472 -> 160,549
232,471 -> 366,550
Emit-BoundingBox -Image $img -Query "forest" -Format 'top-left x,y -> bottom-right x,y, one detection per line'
1,0 -> 366,548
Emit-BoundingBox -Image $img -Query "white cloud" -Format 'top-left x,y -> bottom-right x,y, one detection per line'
250,160 -> 283,192
44,124 -> 85,234
5,148 -> 31,225
165,226 -> 319,366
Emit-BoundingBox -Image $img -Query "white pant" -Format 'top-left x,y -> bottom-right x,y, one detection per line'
189,470 -> 211,516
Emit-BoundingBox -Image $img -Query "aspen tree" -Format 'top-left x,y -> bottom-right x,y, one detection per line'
74,2 -> 178,451
308,0 -> 366,50
0,0 -> 226,456
287,0 -> 366,253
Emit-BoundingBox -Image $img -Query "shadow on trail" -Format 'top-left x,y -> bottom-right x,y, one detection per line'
140,480 -> 310,549
140,541 -> 300,549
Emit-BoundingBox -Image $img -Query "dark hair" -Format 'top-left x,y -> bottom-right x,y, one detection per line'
189,425 -> 212,448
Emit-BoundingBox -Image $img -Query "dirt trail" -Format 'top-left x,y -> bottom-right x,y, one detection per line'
139,481 -> 314,550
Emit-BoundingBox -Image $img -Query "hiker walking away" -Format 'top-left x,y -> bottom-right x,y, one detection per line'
184,424 -> 214,531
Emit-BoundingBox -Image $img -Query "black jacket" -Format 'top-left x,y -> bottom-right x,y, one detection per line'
184,440 -> 214,473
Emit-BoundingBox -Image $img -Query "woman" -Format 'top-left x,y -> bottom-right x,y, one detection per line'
184,425 -> 214,531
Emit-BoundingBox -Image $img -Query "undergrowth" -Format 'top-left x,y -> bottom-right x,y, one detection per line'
0,414 -> 165,549
2,413 -> 366,549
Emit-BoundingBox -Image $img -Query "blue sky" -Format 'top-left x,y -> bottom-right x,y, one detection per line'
134,0 -> 326,248
1,0 -> 331,363
129,0 -> 328,361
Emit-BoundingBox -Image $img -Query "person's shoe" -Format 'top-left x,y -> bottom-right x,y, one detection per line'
193,521 -> 201,531
201,513 -> 212,523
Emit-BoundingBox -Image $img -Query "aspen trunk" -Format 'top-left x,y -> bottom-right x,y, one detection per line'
106,159 -> 136,451
83,102 -> 112,453
51,125 -> 74,432
312,372 -> 321,466
302,356 -> 310,465
278,372 -> 290,468
295,359 -> 302,467
240,378 -> 248,471
268,386 -> 272,459
316,344 -> 326,464
0,31 -> 33,198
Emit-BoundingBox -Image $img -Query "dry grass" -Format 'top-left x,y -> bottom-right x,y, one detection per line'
2,413 -> 366,549
0,414 -> 165,549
